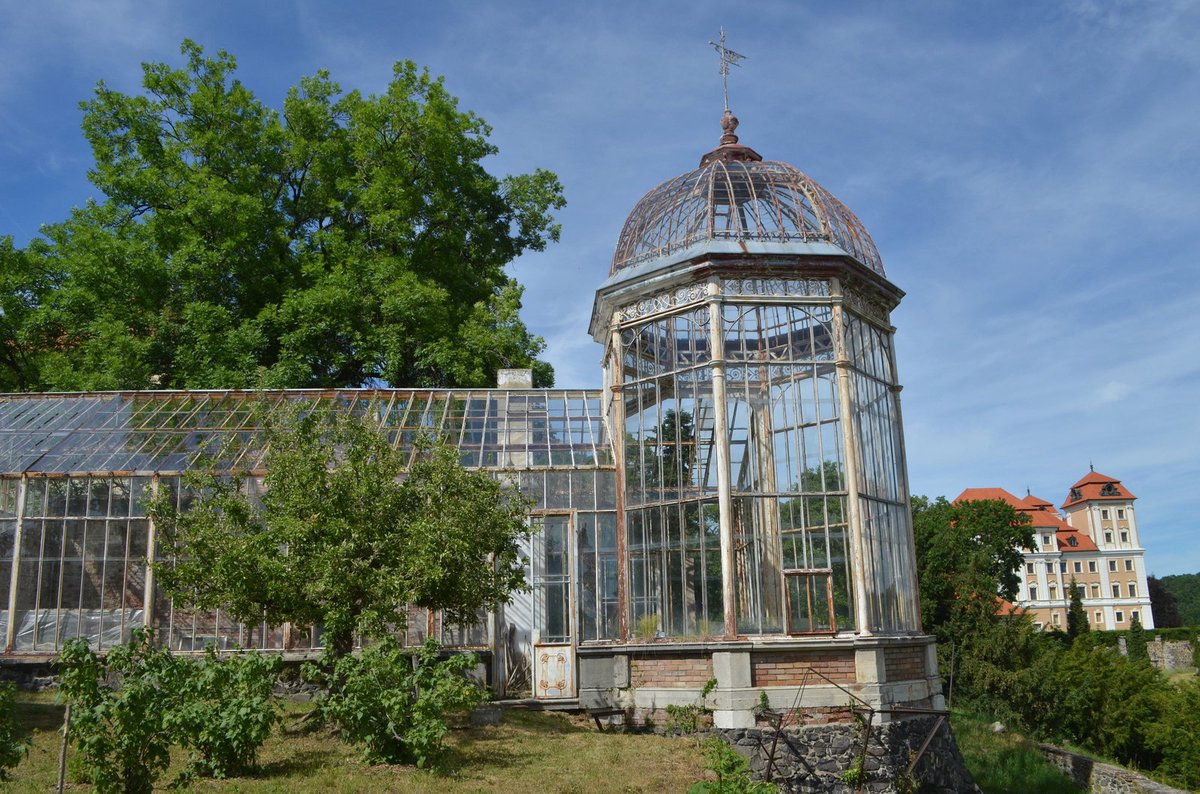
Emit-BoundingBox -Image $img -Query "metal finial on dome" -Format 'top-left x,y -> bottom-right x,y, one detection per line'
720,109 -> 739,145
709,27 -> 745,113
701,30 -> 760,166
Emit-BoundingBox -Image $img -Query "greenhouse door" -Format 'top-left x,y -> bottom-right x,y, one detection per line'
531,513 -> 575,698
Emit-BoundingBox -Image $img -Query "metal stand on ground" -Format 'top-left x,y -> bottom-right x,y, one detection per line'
751,668 -> 952,793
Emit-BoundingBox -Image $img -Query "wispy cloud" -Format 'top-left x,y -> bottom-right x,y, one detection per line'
1,1 -> 1198,575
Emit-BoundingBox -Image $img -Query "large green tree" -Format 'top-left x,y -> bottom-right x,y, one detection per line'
3,41 -> 564,392
149,403 -> 531,658
910,495 -> 1033,641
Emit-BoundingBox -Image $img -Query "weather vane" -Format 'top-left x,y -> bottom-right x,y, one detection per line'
709,27 -> 745,112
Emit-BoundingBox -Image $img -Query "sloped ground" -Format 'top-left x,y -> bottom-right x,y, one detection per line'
7,693 -> 707,792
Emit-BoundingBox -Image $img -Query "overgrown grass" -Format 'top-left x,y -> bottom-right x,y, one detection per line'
951,710 -> 1084,794
7,692 -> 706,792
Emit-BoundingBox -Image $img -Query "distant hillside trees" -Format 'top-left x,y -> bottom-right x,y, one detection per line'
1155,573 -> 1200,626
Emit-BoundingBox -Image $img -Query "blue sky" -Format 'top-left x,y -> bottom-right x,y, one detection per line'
2,1 -> 1198,577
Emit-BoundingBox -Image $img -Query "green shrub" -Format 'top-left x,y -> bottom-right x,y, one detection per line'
56,630 -> 177,794
310,637 -> 482,769
666,677 -> 717,735
166,647 -> 280,781
0,681 -> 30,779
1147,677 -> 1200,790
688,737 -> 777,793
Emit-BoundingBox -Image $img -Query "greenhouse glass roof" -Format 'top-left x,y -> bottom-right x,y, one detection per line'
0,390 -> 612,476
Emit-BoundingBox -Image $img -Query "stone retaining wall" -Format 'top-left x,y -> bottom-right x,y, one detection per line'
1147,638 -> 1194,671
720,715 -> 978,793
1038,744 -> 1187,794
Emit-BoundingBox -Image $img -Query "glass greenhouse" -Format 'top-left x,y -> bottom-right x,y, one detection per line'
1,118 -> 940,727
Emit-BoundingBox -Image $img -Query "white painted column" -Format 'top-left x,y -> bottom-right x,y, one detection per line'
832,300 -> 872,635
143,476 -> 159,632
707,284 -> 737,638
4,476 -> 27,652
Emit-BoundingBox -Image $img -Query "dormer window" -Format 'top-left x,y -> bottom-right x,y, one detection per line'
1100,483 -> 1119,496
1067,536 -> 1078,547
1069,488 -> 1082,501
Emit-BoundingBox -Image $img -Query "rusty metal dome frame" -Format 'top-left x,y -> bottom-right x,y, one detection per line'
610,159 -> 884,277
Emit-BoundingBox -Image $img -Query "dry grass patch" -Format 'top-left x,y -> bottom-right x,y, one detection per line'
8,693 -> 705,793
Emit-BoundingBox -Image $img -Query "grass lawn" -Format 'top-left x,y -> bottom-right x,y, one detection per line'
950,710 -> 1083,794
6,692 -> 708,792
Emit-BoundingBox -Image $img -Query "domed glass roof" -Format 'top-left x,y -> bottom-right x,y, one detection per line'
610,158 -> 884,277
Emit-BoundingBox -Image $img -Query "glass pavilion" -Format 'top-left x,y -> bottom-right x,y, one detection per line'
0,117 -> 939,726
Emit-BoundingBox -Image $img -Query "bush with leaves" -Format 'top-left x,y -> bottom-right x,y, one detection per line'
1147,677 -> 1200,790
166,647 -> 280,781
1052,641 -> 1166,770
688,737 -> 778,793
56,630 -> 178,794
0,681 -> 30,780
309,637 -> 482,769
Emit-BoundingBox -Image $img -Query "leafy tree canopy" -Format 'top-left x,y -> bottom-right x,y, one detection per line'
911,494 -> 1034,643
1,40 -> 564,392
149,403 -> 532,657
1147,576 -> 1183,628
1156,572 -> 1200,626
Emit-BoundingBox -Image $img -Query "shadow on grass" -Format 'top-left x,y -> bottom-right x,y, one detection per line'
15,697 -> 66,733
440,709 -> 594,776
254,745 -> 344,780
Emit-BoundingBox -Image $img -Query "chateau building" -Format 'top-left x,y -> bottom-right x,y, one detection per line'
956,471 -> 1153,631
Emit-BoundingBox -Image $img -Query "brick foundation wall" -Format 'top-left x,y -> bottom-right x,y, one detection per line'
630,653 -> 714,688
883,646 -> 926,681
750,649 -> 855,685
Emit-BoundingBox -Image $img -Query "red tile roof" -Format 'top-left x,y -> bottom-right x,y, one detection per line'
995,596 -> 1022,616
957,486 -> 1098,551
1061,471 -> 1136,508
953,487 -> 1025,509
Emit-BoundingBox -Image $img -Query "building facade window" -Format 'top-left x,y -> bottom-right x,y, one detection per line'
1088,561 -> 1097,573
1115,610 -> 1125,623
1128,583 -> 1136,597
1124,559 -> 1134,571
1094,610 -> 1102,623
1059,562 -> 1067,573
1117,509 -> 1125,519
1101,509 -> 1109,519
1132,610 -> 1139,622
1073,561 -> 1082,573
1120,531 -> 1129,543
1028,584 -> 1038,600
1046,562 -> 1055,573
1105,531 -> 1113,543
1109,560 -> 1117,572
1091,584 -> 1100,597
1042,534 -> 1051,548
1026,562 -> 1035,574
1052,612 -> 1060,626
1112,583 -> 1121,598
